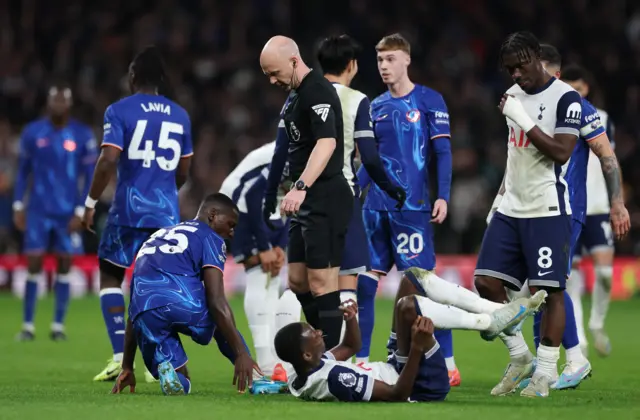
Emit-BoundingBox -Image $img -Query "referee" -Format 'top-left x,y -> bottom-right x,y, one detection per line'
260,35 -> 352,348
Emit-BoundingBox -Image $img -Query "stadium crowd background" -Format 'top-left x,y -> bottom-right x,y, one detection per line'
0,0 -> 639,256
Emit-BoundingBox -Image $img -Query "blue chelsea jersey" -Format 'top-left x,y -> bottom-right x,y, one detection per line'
102,93 -> 193,228
365,85 -> 451,212
14,118 -> 97,217
565,98 -> 606,224
128,220 -> 226,321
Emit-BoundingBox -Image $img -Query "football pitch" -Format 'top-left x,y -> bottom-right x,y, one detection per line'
1,296 -> 639,419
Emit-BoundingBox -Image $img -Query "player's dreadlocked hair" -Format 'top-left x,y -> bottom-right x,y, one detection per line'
274,323 -> 307,375
499,31 -> 542,68
131,45 -> 170,95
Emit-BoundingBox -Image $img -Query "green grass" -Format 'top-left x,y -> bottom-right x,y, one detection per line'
1,296 -> 639,419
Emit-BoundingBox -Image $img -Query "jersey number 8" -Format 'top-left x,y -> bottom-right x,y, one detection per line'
136,225 -> 198,260
129,120 -> 183,171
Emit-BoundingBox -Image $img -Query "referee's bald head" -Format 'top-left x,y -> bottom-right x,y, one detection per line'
260,36 -> 308,91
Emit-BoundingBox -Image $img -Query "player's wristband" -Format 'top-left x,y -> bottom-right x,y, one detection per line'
84,196 -> 98,209
12,201 -> 24,212
74,206 -> 85,218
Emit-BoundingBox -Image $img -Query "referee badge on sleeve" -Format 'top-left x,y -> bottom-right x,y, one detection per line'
312,104 -> 331,122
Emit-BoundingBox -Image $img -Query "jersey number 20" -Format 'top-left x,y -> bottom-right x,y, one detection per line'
136,225 -> 198,260
129,120 -> 183,171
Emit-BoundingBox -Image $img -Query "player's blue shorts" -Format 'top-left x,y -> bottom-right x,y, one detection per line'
363,210 -> 435,274
132,301 -> 215,378
98,224 -> 158,268
231,214 -> 289,263
574,214 -> 614,260
340,196 -> 371,275
24,213 -> 82,254
475,212 -> 571,290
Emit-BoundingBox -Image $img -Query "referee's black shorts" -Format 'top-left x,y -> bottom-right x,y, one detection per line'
288,176 -> 353,269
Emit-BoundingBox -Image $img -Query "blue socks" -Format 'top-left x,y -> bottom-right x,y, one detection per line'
533,291 -> 579,350
356,273 -> 378,360
100,288 -> 126,358
176,371 -> 191,394
435,329 -> 454,358
53,275 -> 70,328
23,275 -> 40,329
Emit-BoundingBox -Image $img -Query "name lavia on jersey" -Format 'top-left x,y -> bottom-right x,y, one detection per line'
312,104 -> 331,122
140,102 -> 172,115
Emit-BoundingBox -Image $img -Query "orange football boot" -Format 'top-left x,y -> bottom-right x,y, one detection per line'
448,368 -> 461,387
271,363 -> 288,383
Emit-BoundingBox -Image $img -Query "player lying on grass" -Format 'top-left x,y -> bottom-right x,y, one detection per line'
272,267 -> 546,402
111,193 -> 260,395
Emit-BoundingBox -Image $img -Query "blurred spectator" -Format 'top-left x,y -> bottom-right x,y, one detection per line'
0,0 -> 638,254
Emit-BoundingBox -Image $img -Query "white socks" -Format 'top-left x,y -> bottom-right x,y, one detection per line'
535,345 -> 560,379
565,345 -> 588,364
445,357 -> 457,371
244,267 -> 280,374
589,265 -> 612,330
499,332 -> 531,360
417,271 -> 504,314
415,296 -> 492,331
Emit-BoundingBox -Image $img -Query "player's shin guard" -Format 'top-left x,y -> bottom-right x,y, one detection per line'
566,268 -> 587,345
23,273 -> 43,331
356,272 -> 378,362
295,291 -> 319,328
589,265 -> 612,331
52,274 -> 71,331
244,267 -> 279,373
315,291 -> 343,349
99,288 -> 125,361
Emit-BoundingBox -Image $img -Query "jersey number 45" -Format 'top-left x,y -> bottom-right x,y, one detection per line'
129,120 -> 183,171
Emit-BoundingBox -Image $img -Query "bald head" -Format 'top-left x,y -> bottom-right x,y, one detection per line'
260,36 -> 308,90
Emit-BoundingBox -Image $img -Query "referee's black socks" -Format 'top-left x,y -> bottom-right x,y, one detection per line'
315,291 -> 343,349
296,291 -> 320,329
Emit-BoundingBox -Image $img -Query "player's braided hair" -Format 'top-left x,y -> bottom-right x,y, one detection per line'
274,323 -> 307,377
131,45 -> 170,95
499,31 -> 542,68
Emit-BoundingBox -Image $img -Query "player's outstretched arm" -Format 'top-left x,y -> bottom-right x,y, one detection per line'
328,300 -> 361,361
369,316 -> 434,402
588,135 -> 630,239
203,267 -> 258,392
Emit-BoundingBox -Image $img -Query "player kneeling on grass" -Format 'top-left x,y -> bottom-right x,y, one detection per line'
271,267 -> 547,402
111,193 -> 260,395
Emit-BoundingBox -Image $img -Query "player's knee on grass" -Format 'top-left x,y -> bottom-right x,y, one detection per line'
99,259 -> 125,289
474,275 -> 508,302
26,255 -> 44,274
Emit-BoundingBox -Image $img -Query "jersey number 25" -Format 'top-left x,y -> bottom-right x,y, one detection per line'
129,120 -> 183,171
136,225 -> 198,260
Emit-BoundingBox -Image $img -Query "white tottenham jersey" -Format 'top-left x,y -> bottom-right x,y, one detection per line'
219,141 -> 281,220
332,83 -> 373,194
586,108 -> 613,215
288,352 -> 398,402
498,79 -> 583,218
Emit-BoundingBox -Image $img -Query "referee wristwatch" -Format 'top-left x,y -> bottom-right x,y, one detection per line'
294,179 -> 309,191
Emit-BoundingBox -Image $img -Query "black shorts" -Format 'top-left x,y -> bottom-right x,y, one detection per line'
288,177 -> 353,269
